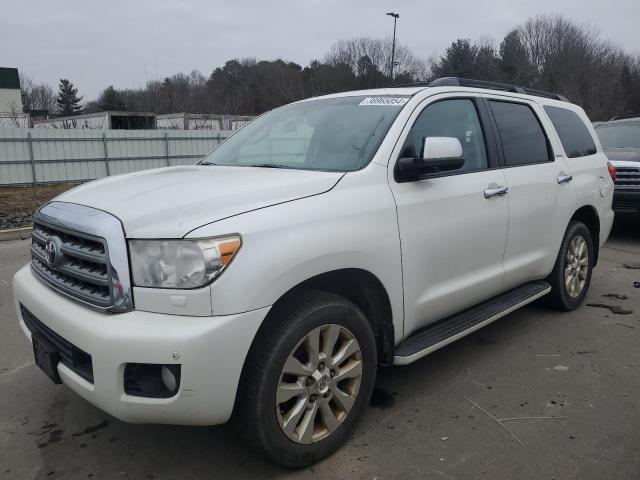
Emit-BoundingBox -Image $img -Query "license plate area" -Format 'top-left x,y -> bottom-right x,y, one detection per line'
32,334 -> 62,384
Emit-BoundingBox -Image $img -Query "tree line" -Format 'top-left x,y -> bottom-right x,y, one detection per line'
21,14 -> 640,121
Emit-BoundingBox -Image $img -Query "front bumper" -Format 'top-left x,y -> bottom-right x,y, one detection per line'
612,189 -> 640,213
13,265 -> 269,426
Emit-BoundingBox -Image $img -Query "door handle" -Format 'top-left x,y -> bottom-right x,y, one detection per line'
484,185 -> 508,198
557,174 -> 573,184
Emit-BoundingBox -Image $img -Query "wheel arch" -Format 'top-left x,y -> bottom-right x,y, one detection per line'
570,205 -> 600,265
247,268 -> 395,368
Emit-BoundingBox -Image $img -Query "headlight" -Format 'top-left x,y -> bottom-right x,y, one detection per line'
129,235 -> 241,289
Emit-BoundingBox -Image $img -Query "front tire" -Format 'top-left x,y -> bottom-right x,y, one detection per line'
547,220 -> 594,310
234,290 -> 377,468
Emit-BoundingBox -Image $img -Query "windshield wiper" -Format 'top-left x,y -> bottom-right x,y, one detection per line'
199,162 -> 218,165
249,163 -> 294,169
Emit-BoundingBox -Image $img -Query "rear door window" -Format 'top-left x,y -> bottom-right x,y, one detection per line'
544,106 -> 597,158
490,101 -> 552,167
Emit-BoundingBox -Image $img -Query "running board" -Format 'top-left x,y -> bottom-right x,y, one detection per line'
393,281 -> 551,365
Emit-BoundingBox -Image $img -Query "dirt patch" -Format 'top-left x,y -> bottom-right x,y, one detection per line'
586,303 -> 633,315
603,293 -> 629,300
0,184 -> 74,229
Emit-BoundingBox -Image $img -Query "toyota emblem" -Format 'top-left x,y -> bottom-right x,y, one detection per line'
45,240 -> 57,265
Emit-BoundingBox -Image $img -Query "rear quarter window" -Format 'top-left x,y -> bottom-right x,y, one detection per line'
489,100 -> 552,167
544,106 -> 597,158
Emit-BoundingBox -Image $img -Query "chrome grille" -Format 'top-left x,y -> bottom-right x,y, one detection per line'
31,202 -> 133,313
31,221 -> 113,308
614,166 -> 640,189
612,199 -> 639,213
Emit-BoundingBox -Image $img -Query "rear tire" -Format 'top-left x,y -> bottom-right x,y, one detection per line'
546,220 -> 594,310
234,290 -> 377,468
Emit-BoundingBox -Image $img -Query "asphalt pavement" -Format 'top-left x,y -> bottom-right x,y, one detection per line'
1,216 -> 639,479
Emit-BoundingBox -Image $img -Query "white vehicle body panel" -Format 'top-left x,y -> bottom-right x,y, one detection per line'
190,164 -> 405,342
390,167 -> 509,334
55,165 -> 344,238
491,98 -> 578,289
386,93 -> 510,334
13,265 -> 267,425
536,97 -> 615,246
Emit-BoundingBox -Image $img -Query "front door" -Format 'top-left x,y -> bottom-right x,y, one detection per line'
388,95 -> 510,336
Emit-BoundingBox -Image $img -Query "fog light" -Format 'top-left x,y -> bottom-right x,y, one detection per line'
124,363 -> 181,398
161,365 -> 177,392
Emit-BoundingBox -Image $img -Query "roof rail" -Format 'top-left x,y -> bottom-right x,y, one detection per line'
428,77 -> 569,102
389,81 -> 432,88
608,114 -> 640,121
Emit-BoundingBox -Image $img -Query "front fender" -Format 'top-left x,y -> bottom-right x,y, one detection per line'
187,169 -> 405,341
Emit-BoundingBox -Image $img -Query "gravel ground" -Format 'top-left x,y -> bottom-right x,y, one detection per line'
0,185 -> 74,229
0,216 -> 639,479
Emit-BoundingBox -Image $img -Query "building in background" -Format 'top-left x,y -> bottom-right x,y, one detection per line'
0,67 -> 30,127
33,111 -> 253,130
33,111 -> 156,129
157,113 -> 224,130
157,113 -> 254,130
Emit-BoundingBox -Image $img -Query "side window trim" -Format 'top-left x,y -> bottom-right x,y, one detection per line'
474,98 -> 501,170
479,97 -> 505,168
393,95 -> 499,182
485,98 -> 556,168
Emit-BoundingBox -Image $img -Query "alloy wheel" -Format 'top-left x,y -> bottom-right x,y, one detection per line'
275,324 -> 363,444
564,234 -> 589,298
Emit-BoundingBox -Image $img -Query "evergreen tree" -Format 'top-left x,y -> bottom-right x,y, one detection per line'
499,30 -> 535,87
56,79 -> 83,115
355,55 -> 385,88
96,85 -> 126,111
430,39 -> 479,79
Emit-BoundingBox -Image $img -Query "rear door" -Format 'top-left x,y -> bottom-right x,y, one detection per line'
388,94 -> 509,336
544,105 -> 613,243
486,98 -> 576,289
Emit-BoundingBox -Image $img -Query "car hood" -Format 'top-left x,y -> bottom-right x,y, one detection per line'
604,147 -> 640,163
54,166 -> 344,238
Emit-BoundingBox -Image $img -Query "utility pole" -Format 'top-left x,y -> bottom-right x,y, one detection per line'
386,12 -> 399,80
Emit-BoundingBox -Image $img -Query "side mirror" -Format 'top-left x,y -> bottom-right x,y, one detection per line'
397,137 -> 465,181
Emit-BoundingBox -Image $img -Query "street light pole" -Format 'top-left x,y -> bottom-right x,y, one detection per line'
386,12 -> 399,80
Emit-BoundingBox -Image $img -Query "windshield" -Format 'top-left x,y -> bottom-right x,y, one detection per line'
200,95 -> 408,172
596,122 -> 640,149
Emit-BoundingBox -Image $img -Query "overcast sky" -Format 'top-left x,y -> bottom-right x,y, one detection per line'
1,0 -> 638,101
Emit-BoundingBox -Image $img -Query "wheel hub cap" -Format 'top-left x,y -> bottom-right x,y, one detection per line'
316,376 -> 329,395
275,324 -> 363,444
564,235 -> 588,298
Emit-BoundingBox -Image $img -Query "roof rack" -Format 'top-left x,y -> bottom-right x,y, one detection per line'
608,114 -> 640,121
389,81 -> 432,88
425,77 -> 569,102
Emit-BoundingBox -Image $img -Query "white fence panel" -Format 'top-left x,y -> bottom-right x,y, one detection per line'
0,128 -> 229,186
168,130 -> 229,166
31,129 -> 108,183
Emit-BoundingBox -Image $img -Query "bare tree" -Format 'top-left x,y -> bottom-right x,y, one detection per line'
6,103 -> 27,127
431,14 -> 640,119
58,21 -> 638,122
326,37 -> 427,82
29,84 -> 57,112
515,14 -> 636,119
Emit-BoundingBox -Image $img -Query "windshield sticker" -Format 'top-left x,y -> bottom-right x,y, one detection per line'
359,97 -> 409,106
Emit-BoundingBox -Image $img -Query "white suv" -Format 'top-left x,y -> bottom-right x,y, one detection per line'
13,77 -> 615,467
